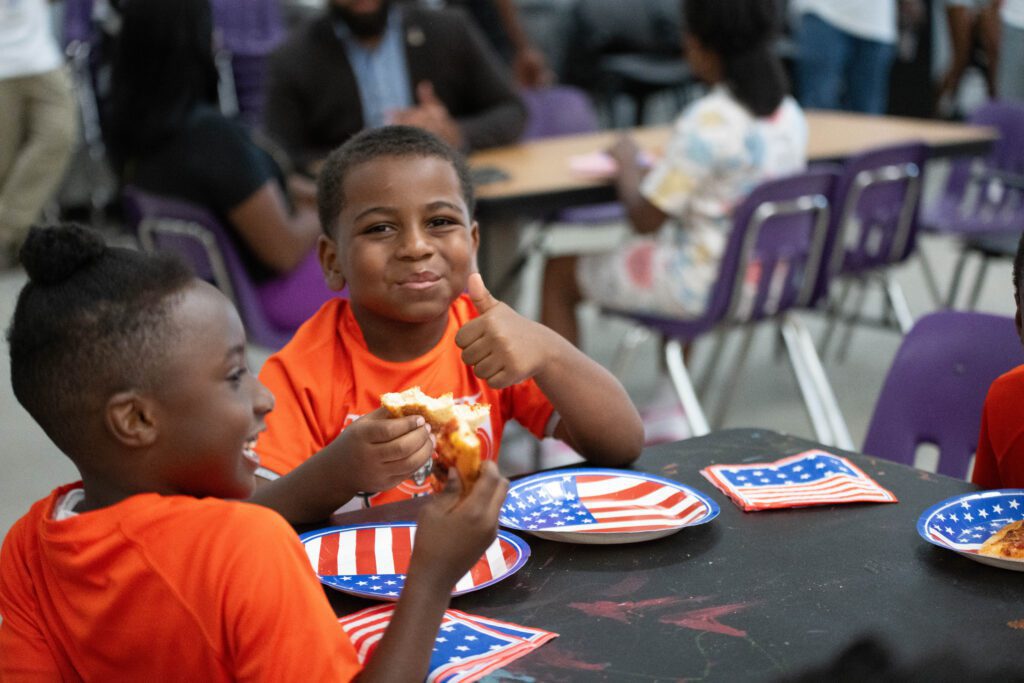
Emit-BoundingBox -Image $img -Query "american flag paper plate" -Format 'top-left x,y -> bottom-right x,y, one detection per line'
700,450 -> 898,512
338,604 -> 557,682
499,468 -> 719,544
917,489 -> 1024,571
299,523 -> 530,600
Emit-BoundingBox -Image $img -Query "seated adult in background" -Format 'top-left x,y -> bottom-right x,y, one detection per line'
542,0 -> 806,445
264,0 -> 526,174
105,0 -> 333,332
972,232 -> 1024,490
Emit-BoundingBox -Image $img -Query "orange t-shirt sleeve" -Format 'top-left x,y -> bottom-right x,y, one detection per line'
0,517 -> 62,682
222,507 -> 361,682
505,378 -> 557,439
257,352 -> 330,476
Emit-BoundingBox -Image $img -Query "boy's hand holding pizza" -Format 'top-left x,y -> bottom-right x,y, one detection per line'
326,408 -> 435,495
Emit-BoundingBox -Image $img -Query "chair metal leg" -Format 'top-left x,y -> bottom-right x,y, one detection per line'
882,274 -> 914,334
610,323 -> 652,379
695,328 -> 729,398
782,315 -> 854,450
834,280 -> 869,363
665,339 -> 710,437
709,325 -> 756,429
967,256 -> 991,311
945,247 -> 971,309
916,245 -> 945,308
819,279 -> 852,358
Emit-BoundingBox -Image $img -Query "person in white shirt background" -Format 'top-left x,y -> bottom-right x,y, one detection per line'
793,0 -> 904,114
0,0 -> 78,266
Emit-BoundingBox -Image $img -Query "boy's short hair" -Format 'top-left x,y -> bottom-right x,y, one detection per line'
316,125 -> 476,237
6,225 -> 194,456
1014,231 -> 1024,298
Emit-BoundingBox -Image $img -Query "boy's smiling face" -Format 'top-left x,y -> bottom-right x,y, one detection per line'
320,154 -> 479,331
149,282 -> 274,499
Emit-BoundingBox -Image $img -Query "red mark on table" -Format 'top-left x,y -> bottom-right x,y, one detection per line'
534,647 -> 610,672
659,602 -> 757,638
569,597 -> 683,623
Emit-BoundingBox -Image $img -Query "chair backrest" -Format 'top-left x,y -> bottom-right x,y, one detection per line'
939,101 -> 1024,230
520,86 -> 600,140
210,0 -> 285,55
622,168 -> 840,335
828,142 -> 929,278
121,186 -> 293,349
862,311 -> 1022,479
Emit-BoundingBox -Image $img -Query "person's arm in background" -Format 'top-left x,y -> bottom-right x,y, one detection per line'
607,135 -> 668,235
227,181 -> 320,274
491,0 -> 553,87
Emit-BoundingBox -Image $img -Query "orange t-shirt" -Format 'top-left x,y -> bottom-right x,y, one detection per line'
973,364 -> 1024,489
257,295 -> 556,508
0,483 -> 360,682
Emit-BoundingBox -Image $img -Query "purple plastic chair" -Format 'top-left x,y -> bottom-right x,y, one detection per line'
494,86 -> 624,296
818,142 -> 929,359
209,0 -> 285,128
919,101 -> 1024,308
605,168 -> 851,447
122,186 -> 295,349
862,311 -> 1022,479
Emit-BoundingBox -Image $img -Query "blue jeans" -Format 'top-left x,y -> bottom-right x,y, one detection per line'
796,13 -> 897,114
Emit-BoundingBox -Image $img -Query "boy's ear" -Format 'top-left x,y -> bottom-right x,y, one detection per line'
317,234 -> 347,292
105,391 -> 158,448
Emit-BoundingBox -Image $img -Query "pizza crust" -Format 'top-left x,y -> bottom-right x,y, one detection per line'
380,387 -> 489,493
979,520 -> 1024,559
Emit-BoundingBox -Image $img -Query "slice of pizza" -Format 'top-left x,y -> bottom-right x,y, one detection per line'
978,520 -> 1024,559
380,387 -> 490,493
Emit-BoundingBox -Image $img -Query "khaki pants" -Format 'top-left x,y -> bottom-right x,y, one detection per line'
0,66 -> 78,249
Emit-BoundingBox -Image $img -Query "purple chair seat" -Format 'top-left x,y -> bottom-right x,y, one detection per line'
122,186 -> 296,349
862,311 -> 1022,479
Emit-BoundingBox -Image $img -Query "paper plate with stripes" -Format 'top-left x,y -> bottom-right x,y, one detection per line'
500,468 -> 719,544
917,489 -> 1024,571
300,523 -> 530,600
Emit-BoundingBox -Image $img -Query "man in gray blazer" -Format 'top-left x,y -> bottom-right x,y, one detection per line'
264,0 -> 526,173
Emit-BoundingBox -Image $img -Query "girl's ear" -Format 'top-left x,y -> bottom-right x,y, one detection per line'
318,234 -> 347,292
105,391 -> 158,448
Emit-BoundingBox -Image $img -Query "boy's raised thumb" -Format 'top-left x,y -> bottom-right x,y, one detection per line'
417,80 -> 439,106
467,273 -> 499,313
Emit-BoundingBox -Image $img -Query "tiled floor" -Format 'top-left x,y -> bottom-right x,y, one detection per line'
0,184 -> 1017,541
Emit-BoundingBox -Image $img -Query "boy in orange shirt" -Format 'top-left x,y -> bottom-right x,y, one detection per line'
254,126 -> 644,519
0,224 -> 508,681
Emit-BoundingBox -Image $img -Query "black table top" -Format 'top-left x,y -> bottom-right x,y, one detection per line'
320,429 -> 1024,681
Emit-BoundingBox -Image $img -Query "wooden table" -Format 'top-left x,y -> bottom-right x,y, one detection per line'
470,110 -> 998,221
320,429 -> 1024,681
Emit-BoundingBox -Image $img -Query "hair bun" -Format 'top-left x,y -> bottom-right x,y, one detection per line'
19,224 -> 107,285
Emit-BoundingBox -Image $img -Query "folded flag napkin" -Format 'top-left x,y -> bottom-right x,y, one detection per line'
338,604 -> 557,682
700,449 -> 898,512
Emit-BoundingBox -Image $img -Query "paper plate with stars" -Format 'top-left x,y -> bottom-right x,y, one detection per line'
500,468 -> 719,544
917,490 -> 1024,571
299,523 -> 530,600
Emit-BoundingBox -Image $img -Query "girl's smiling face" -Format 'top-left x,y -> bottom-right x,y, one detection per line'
319,154 -> 479,341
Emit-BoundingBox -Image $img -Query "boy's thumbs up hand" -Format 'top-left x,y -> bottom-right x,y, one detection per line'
455,273 -> 557,389
467,272 -> 499,314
